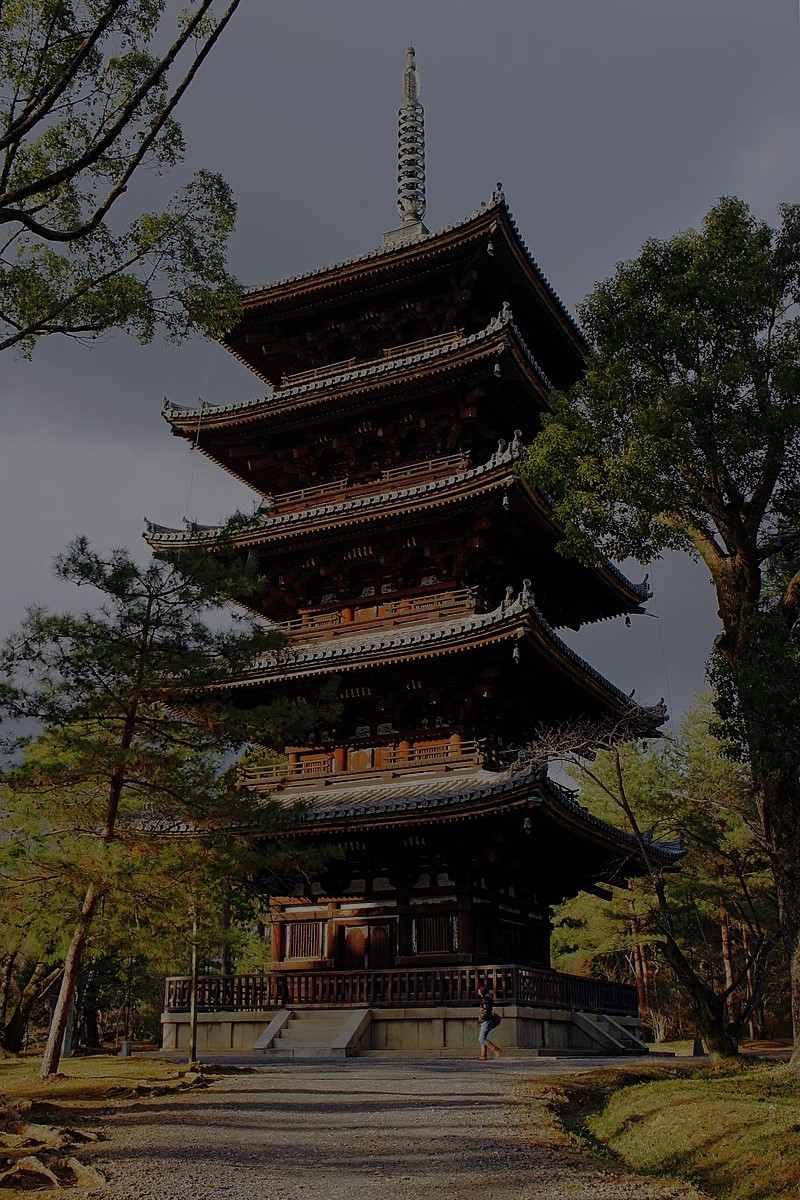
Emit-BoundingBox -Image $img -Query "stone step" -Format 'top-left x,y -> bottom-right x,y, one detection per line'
279,1017 -> 345,1029
270,1045 -> 348,1058
278,1023 -> 346,1036
280,1020 -> 346,1031
276,1032 -> 344,1045
274,1032 -> 341,1043
290,1010 -> 348,1021
259,1008 -> 369,1059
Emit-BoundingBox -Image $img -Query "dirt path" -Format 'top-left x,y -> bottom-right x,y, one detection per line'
89,1058 -> 707,1200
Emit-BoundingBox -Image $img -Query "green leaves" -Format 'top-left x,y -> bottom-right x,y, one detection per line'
0,535 -> 337,1058
524,197 -> 800,575
0,0 -> 243,355
551,698 -> 781,1038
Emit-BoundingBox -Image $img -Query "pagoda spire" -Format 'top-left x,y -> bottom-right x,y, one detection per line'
397,44 -> 426,226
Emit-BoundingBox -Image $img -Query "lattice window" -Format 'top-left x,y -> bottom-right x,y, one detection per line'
500,920 -> 526,964
286,921 -> 322,960
414,914 -> 454,954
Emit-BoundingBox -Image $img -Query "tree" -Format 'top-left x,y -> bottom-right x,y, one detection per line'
545,701 -> 782,1053
0,537 -> 337,1075
0,0 -> 243,357
523,197 -> 800,1065
522,702 -> 778,1057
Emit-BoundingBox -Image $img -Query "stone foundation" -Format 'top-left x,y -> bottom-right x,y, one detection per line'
161,1006 -> 644,1057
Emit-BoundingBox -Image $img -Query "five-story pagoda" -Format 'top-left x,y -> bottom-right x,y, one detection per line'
154,50 -> 678,1057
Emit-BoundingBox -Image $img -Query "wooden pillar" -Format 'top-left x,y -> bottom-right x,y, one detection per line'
398,912 -> 414,959
272,917 -> 286,964
456,900 -> 474,961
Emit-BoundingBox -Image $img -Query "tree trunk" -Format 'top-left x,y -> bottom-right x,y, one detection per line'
3,961 -> 62,1054
220,879 -> 232,976
39,610 -> 150,1078
659,937 -> 740,1057
740,927 -> 766,1039
696,992 -> 740,1058
756,770 -> 800,1067
628,902 -> 651,1034
39,883 -> 101,1077
0,952 -> 16,1038
720,902 -> 735,1025
81,1007 -> 103,1049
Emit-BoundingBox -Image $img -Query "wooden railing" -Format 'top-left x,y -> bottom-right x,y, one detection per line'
280,330 -> 465,388
164,965 -> 638,1016
241,737 -> 487,788
279,586 -> 478,644
268,452 -> 469,514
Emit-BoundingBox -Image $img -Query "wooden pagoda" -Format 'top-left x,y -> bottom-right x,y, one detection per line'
153,50 -> 678,1057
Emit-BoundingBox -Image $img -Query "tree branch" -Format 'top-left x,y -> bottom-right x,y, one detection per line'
1,0 -> 237,213
0,0 -> 128,153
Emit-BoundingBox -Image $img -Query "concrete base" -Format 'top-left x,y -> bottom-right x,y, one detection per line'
161,1006 -> 645,1057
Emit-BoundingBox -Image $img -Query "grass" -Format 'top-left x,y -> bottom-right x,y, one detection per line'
0,1052 -> 187,1111
0,1054 -> 208,1198
526,1059 -> 800,1200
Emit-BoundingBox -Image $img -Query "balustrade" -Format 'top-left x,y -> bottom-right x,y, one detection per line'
279,586 -> 479,644
268,452 -> 469,514
241,736 -> 487,789
164,964 -> 638,1016
280,330 -> 465,389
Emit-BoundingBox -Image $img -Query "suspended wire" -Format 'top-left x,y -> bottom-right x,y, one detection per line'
181,343 -> 213,522
648,566 -> 675,734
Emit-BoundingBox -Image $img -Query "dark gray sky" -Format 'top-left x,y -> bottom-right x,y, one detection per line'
3,0 -> 799,731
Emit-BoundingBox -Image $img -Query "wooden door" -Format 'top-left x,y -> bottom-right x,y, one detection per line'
369,923 -> 391,969
344,925 -> 367,969
348,747 -> 373,773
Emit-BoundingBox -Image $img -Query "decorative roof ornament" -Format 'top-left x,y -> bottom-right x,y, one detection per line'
382,45 -> 429,248
397,45 -> 426,225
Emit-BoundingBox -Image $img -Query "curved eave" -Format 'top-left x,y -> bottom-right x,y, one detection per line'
144,461 -> 648,616
214,600 -> 667,735
221,195 -> 587,386
233,198 -> 503,310
509,483 -> 649,613
164,312 -> 550,439
491,205 -> 590,360
268,769 -> 682,872
144,457 -> 529,548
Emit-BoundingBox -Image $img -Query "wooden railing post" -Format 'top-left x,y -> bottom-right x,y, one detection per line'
161,966 -> 638,1016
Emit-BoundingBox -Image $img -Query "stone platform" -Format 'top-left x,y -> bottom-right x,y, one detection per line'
161,1005 -> 647,1058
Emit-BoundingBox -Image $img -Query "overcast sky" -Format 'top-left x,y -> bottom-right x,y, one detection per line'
3,0 -> 799,732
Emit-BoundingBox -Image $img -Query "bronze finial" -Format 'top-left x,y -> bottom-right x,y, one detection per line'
397,45 -> 426,225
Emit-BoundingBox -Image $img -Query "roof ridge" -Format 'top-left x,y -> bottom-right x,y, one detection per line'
143,445 -> 526,543
229,588 -> 666,730
231,192 -> 584,348
288,764 -> 681,860
163,307 -> 550,423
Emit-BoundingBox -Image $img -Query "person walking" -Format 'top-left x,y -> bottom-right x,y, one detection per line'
478,985 -> 502,1060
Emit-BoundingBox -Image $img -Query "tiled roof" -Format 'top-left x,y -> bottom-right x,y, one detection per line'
236,190 -> 585,351
143,446 -> 649,608
162,307 -> 550,425
224,589 -> 667,729
271,763 -> 682,863
145,444 -> 523,545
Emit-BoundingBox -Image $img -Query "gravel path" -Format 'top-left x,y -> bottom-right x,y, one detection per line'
89,1057 -> 707,1200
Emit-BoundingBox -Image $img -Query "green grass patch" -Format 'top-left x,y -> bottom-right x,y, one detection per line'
0,1053 -> 186,1113
527,1060 -> 800,1200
